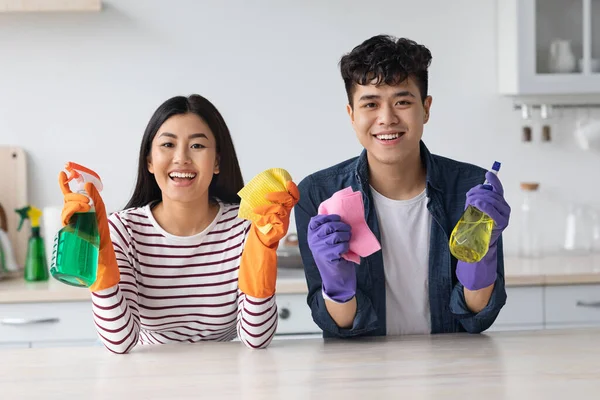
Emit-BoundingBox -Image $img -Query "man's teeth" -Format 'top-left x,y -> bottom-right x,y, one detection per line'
169,172 -> 197,179
377,133 -> 400,140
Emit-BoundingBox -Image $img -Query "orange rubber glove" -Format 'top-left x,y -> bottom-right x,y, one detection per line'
238,181 -> 299,298
59,172 -> 120,292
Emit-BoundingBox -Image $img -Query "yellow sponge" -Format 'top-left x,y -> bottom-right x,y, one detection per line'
238,168 -> 292,234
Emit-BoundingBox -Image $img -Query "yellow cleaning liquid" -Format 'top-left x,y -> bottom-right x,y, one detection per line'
449,161 -> 501,263
449,205 -> 494,263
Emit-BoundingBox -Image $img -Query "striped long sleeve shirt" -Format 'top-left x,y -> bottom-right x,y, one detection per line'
90,202 -> 278,354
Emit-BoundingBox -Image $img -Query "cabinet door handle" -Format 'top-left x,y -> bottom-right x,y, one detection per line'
576,301 -> 600,308
0,317 -> 60,325
279,308 -> 291,320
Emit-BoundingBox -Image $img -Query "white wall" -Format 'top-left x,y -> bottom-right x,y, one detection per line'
0,0 -> 598,256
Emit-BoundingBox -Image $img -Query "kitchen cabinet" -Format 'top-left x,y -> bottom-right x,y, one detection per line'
0,342 -> 29,349
492,284 -> 600,331
0,301 -> 97,348
276,293 -> 320,335
0,293 -> 320,349
498,0 -> 600,95
0,0 -> 101,12
544,283 -> 600,328
488,286 -> 545,331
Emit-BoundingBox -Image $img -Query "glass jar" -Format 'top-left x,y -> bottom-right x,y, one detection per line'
518,182 -> 543,258
563,203 -> 592,255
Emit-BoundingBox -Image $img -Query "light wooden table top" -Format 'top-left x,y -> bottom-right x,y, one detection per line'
1,328 -> 599,399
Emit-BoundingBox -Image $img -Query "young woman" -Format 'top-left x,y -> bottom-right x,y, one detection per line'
59,94 -> 298,353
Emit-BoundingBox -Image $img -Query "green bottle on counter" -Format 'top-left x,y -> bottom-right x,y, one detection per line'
15,206 -> 49,282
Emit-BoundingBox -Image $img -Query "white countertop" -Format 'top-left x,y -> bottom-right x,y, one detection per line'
1,254 -> 599,304
1,328 -> 599,398
0,268 -> 309,304
504,254 -> 600,286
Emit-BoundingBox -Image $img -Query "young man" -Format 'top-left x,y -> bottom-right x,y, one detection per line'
294,35 -> 510,337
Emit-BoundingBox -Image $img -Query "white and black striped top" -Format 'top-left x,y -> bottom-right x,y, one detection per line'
90,202 -> 278,354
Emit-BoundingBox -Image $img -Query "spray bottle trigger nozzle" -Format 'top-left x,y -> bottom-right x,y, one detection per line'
66,168 -> 81,184
15,206 -> 31,231
64,162 -> 103,193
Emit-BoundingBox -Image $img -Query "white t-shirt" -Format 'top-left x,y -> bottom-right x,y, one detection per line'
371,187 -> 432,335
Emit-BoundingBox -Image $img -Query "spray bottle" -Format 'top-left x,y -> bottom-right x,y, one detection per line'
0,204 -> 6,273
0,230 -> 19,273
0,203 -> 19,273
449,162 -> 501,263
50,162 -> 103,287
0,237 -> 4,273
15,206 -> 49,282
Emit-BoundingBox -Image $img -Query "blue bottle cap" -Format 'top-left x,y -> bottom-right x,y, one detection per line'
491,161 -> 501,172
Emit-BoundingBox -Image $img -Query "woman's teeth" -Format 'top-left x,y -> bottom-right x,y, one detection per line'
169,172 -> 197,179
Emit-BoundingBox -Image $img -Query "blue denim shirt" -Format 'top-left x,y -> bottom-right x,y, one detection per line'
294,141 -> 507,337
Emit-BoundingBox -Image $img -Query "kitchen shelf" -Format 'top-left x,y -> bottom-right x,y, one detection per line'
0,0 -> 101,12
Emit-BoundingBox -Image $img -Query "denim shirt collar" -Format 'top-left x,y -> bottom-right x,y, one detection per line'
354,140 -> 443,195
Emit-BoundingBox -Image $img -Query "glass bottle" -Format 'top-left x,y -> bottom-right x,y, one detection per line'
518,182 -> 542,258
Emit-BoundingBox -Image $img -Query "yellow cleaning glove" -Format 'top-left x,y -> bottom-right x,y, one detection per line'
237,168 -> 292,235
238,178 -> 299,298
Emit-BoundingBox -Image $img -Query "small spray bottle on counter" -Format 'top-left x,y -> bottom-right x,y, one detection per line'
50,162 -> 103,287
448,162 -> 501,263
0,203 -> 19,274
15,206 -> 49,282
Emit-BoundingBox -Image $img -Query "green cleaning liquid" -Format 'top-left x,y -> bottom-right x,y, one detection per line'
449,206 -> 495,263
15,206 -> 49,281
51,211 -> 99,287
24,228 -> 49,282
449,161 -> 502,263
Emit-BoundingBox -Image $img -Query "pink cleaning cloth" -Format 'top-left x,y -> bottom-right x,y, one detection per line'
318,187 -> 381,264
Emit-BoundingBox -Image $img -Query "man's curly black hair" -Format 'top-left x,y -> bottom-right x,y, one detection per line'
340,35 -> 432,107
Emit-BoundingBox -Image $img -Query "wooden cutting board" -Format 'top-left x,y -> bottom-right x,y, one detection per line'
0,146 -> 28,268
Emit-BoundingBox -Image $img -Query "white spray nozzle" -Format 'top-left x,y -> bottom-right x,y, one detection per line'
65,162 -> 103,193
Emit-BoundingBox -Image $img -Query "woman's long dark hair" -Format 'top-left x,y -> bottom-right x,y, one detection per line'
124,94 -> 244,209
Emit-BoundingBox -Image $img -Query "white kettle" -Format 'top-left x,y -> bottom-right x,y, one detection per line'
549,39 -> 576,73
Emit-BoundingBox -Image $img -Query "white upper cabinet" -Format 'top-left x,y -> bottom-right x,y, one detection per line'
498,0 -> 600,95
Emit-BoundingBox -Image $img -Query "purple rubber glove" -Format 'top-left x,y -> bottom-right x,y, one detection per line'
307,214 -> 356,303
456,171 -> 511,291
